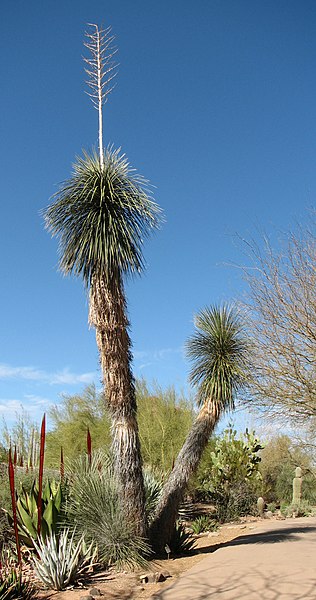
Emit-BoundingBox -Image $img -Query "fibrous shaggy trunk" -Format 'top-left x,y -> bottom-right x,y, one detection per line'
89,272 -> 147,537
149,404 -> 219,554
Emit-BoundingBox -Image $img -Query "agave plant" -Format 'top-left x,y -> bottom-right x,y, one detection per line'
32,528 -> 97,590
6,479 -> 64,548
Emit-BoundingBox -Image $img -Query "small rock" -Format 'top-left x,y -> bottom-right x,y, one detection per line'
239,525 -> 247,529
140,572 -> 168,584
265,511 -> 273,519
155,572 -> 166,583
161,570 -> 171,579
89,589 -> 102,597
140,573 -> 156,584
80,596 -> 93,600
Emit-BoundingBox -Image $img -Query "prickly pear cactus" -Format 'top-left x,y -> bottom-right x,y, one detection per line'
292,467 -> 302,506
257,496 -> 265,517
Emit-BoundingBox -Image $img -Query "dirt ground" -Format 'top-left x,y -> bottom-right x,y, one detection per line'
36,517 -> 264,600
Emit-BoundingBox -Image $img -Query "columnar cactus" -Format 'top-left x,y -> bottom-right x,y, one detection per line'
257,496 -> 265,517
292,466 -> 302,506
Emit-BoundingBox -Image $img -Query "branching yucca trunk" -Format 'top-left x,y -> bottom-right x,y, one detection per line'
149,404 -> 219,554
89,272 -> 147,537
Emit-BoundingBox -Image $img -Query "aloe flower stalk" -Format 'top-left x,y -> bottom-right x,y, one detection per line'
8,448 -> 22,565
87,428 -> 92,467
37,414 -> 46,535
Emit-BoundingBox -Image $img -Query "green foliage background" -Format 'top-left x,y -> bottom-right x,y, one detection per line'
259,435 -> 316,504
44,381 -> 194,470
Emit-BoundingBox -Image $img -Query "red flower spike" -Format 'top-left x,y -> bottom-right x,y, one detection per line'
8,448 -> 22,566
37,414 -> 46,536
87,428 -> 92,467
60,447 -> 64,482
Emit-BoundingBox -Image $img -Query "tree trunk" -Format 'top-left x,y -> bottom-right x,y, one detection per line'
89,272 -> 147,537
149,404 -> 219,554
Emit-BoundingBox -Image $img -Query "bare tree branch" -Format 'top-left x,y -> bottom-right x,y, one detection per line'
240,219 -> 316,428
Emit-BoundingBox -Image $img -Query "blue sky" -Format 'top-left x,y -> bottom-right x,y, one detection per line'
1,0 -> 316,431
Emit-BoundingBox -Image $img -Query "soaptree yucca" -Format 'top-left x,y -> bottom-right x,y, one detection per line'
44,25 -> 161,536
150,305 -> 250,552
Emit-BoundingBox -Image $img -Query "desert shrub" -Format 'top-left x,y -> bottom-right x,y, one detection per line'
280,500 -> 315,518
5,478 -> 65,549
0,510 -> 12,553
259,435 -> 316,504
137,380 -> 194,472
45,385 -> 111,466
0,469 -> 37,513
191,516 -> 218,534
193,427 -> 263,522
64,450 -> 150,570
40,381 -> 194,470
214,480 -> 258,523
0,467 -> 49,552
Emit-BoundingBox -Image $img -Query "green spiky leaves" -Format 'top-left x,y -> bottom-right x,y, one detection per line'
44,148 -> 162,285
186,305 -> 249,411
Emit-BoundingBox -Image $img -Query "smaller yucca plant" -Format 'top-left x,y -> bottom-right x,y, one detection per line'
170,522 -> 196,556
32,528 -> 97,590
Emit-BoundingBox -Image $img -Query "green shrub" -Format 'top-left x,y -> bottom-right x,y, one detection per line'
194,427 -> 262,522
191,516 -> 218,534
43,381 -> 194,470
280,500 -> 315,518
137,381 -> 194,472
214,480 -> 258,523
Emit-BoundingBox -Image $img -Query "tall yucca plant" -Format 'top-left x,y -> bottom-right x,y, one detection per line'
44,25 -> 161,537
150,305 -> 250,553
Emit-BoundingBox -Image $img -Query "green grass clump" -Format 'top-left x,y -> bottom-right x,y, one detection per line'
64,451 -> 151,570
